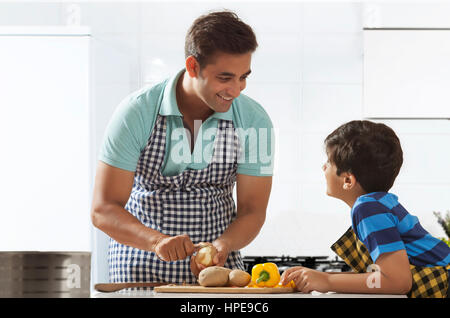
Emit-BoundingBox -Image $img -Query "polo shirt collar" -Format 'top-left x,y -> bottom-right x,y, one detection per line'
210,106 -> 233,121
159,69 -> 183,117
159,69 -> 234,121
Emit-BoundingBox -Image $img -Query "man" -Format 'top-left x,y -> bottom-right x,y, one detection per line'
91,11 -> 274,284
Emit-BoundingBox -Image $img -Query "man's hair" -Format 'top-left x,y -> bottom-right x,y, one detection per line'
324,120 -> 403,193
185,10 -> 258,68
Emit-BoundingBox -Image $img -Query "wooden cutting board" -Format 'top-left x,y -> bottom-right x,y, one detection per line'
154,284 -> 295,294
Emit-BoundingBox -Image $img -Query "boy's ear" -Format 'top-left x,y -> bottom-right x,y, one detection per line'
342,173 -> 357,190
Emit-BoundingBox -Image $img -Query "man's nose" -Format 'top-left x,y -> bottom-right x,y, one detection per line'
228,81 -> 244,98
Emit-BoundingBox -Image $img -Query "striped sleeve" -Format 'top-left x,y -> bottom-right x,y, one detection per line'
352,201 -> 406,262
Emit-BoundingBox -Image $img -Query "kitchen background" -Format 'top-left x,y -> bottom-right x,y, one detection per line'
1,0 -> 450,289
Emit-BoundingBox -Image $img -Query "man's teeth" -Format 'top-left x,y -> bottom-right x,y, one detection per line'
218,94 -> 232,101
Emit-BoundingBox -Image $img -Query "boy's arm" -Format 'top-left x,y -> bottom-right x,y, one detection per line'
328,249 -> 412,294
282,249 -> 412,294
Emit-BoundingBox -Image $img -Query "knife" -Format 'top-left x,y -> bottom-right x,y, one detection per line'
94,282 -> 168,293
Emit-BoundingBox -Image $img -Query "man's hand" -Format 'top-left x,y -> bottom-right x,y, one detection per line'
154,234 -> 196,262
211,239 -> 231,267
281,266 -> 331,293
190,240 -> 231,277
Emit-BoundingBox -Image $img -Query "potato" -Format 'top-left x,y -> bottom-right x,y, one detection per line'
198,266 -> 231,287
228,269 -> 251,287
195,243 -> 218,267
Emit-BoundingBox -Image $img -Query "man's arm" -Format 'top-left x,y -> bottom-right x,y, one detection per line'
212,174 -> 272,265
90,161 -> 195,261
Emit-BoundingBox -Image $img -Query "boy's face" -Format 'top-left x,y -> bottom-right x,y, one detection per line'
322,159 -> 345,199
322,148 -> 367,206
193,52 -> 252,113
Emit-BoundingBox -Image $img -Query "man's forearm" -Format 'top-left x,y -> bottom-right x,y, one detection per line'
92,203 -> 165,252
215,209 -> 265,252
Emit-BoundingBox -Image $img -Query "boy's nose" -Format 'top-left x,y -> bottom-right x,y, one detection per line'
322,163 -> 327,171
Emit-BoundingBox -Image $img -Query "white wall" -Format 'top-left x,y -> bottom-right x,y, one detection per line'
2,1 -> 450,283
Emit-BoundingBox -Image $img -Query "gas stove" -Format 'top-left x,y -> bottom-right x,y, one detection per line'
242,256 -> 351,275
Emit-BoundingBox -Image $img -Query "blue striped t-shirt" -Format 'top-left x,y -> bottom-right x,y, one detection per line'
351,192 -> 450,267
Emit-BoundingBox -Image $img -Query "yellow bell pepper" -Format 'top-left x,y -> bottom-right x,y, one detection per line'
251,262 -> 281,287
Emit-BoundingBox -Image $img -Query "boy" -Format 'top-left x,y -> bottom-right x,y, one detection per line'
281,120 -> 450,297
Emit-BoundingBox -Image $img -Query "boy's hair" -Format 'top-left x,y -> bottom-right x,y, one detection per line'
324,120 -> 403,193
185,11 -> 258,69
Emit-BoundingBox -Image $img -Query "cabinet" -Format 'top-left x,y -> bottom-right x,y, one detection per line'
363,29 -> 450,118
0,27 -> 91,251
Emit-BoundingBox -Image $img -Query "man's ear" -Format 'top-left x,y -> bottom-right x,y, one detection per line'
185,56 -> 200,78
342,172 -> 357,190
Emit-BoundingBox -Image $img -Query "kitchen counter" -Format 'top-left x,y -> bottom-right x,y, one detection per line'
92,288 -> 407,298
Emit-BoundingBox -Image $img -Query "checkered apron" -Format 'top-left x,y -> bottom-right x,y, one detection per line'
108,115 -> 245,284
331,227 -> 450,298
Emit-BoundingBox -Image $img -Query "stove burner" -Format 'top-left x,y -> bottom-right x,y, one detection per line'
242,256 -> 351,274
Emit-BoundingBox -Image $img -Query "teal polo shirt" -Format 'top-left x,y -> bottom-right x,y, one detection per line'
99,69 -> 274,177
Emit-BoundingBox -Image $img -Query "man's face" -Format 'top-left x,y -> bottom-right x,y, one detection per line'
194,52 -> 252,113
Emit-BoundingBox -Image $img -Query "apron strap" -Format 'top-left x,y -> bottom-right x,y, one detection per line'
330,226 -> 373,273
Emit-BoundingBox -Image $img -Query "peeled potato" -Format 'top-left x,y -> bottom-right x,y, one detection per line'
198,266 -> 231,287
195,243 -> 217,267
228,269 -> 251,287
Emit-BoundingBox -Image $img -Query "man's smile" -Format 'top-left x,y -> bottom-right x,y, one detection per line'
217,93 -> 233,101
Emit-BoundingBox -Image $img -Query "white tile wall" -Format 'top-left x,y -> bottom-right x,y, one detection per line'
303,33 -> 363,84
374,120 -> 450,185
141,2 -> 208,34
92,34 -> 140,84
244,83 -> 301,130
301,83 -> 363,132
2,1 -> 450,283
141,33 -> 186,83
303,2 -> 362,33
252,34 -> 303,83
216,2 -> 303,35
75,2 -> 140,34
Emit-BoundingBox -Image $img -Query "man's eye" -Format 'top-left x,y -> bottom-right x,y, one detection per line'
218,77 -> 230,82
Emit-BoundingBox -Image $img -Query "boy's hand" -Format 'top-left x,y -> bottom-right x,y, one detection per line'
281,266 -> 331,293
